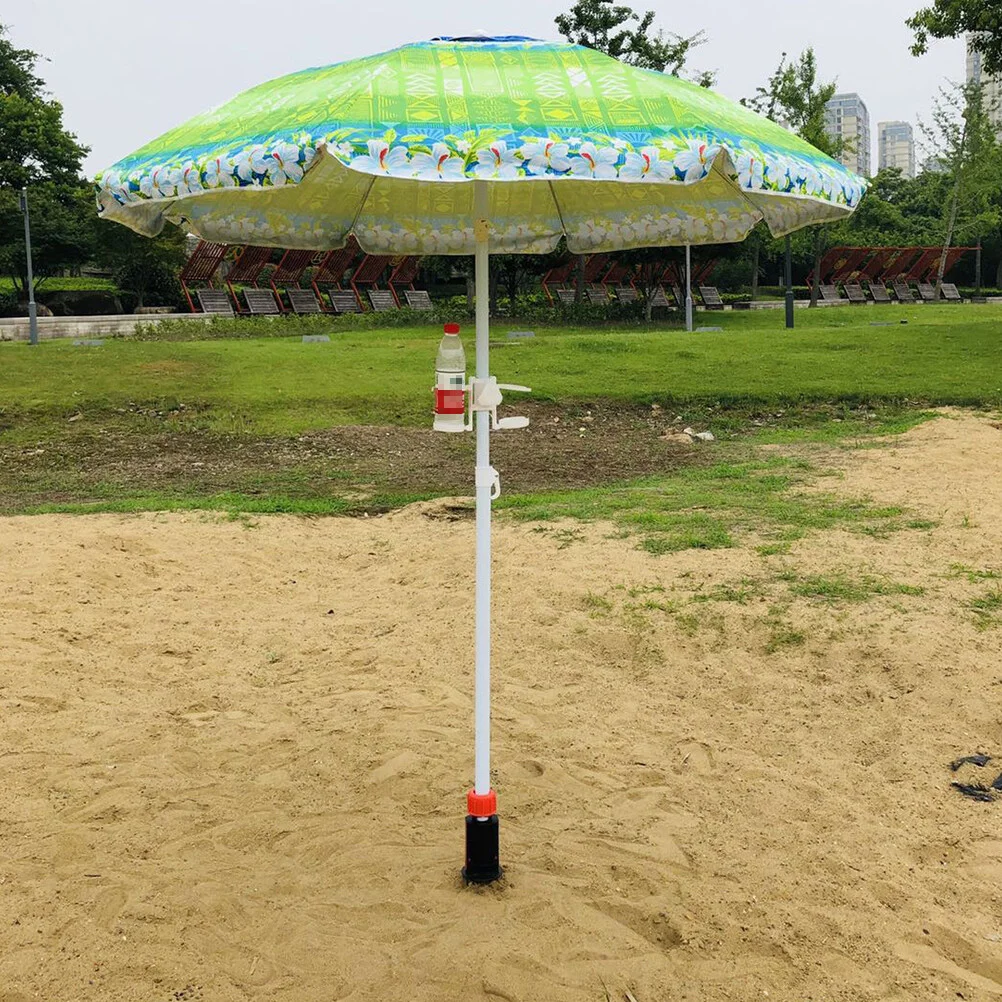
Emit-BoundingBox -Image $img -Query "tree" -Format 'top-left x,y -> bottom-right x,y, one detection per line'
741,224 -> 771,301
555,0 -> 711,79
92,223 -> 187,309
612,248 -> 672,322
918,81 -> 1000,293
828,168 -> 938,246
745,49 -> 843,307
491,253 -> 557,311
908,1 -> 1002,76
744,50 -> 839,154
0,23 -> 92,295
0,28 -> 44,98
555,0 -> 713,312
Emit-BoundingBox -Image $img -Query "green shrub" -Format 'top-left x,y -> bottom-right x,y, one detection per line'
131,294 -> 684,341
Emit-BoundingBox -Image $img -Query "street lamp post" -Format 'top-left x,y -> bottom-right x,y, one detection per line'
19,188 -> 39,347
784,234 -> 795,330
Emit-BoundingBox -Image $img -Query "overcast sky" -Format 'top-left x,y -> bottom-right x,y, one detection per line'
12,0 -> 965,175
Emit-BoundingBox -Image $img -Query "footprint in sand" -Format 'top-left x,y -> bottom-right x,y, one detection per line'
673,740 -> 715,775
964,838 -> 1002,883
15,694 -> 66,713
92,885 -> 128,930
895,923 -> 1002,995
508,759 -> 545,780
911,838 -> 962,867
367,750 -> 421,784
217,946 -> 278,989
586,897 -> 685,952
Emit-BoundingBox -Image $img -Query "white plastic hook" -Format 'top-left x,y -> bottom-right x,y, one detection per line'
467,376 -> 531,432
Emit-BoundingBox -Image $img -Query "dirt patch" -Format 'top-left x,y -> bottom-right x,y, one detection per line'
3,413 -> 1002,1000
0,402 -> 701,509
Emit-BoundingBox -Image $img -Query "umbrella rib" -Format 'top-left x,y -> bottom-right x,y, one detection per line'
734,184 -> 767,229
547,181 -> 569,240
348,174 -> 378,239
710,153 -> 767,234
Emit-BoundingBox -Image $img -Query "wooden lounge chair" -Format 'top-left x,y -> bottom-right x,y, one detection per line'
941,282 -> 963,302
698,285 -> 724,309
226,245 -> 275,308
368,289 -> 398,312
287,288 -> 323,314
668,285 -> 686,309
271,249 -> 321,310
352,256 -> 396,304
313,240 -> 363,308
818,284 -> 843,303
917,282 -> 940,302
586,285 -> 609,305
556,288 -> 577,305
404,290 -> 433,311
582,253 -> 611,285
649,287 -> 671,309
388,257 -> 422,301
243,288 -> 280,315
614,286 -> 638,303
541,259 -> 576,303
329,290 -> 362,314
196,289 -> 235,316
868,282 -> 892,303
601,262 -> 632,290
893,281 -> 916,303
180,240 -> 229,313
844,282 -> 867,304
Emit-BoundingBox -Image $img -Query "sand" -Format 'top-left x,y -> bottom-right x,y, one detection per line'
3,412 -> 1002,1001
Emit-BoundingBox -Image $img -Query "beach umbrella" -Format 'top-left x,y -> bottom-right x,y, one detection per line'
95,34 -> 866,883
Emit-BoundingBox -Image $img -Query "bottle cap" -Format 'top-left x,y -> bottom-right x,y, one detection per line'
443,323 -> 460,335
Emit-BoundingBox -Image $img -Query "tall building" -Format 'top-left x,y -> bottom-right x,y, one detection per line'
824,93 -> 871,177
877,121 -> 916,177
966,37 -> 1002,134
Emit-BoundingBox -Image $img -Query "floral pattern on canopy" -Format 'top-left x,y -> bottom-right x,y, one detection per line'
95,37 -> 866,254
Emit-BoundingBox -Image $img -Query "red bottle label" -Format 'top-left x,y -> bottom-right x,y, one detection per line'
435,388 -> 465,415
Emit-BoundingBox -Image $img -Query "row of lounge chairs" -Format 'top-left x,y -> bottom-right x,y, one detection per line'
200,279 -> 967,317
817,281 -> 964,304
181,239 -> 434,316
541,253 -> 721,305
557,278 -> 965,310
195,287 -> 434,317
553,285 -> 725,310
203,282 -> 725,316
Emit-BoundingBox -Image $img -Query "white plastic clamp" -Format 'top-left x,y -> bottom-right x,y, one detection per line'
467,376 -> 531,432
476,465 -> 502,500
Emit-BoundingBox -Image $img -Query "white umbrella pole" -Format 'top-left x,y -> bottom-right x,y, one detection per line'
473,180 -> 492,799
685,243 -> 694,332
464,179 -> 501,884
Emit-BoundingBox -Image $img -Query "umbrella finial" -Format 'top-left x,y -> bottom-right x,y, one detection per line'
430,32 -> 541,42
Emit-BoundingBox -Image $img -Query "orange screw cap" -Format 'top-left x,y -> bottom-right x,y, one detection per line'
467,788 -> 497,816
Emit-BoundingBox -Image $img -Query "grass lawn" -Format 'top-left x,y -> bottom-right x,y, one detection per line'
0,302 -> 998,530
0,276 -> 118,294
1,303 -> 1000,434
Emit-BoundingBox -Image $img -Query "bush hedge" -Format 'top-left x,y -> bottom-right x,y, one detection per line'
131,294 -> 693,341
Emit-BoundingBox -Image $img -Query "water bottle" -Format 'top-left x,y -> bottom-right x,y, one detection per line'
433,323 -> 467,432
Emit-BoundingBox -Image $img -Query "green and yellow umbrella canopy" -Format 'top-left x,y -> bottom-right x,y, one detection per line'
95,36 -> 866,254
